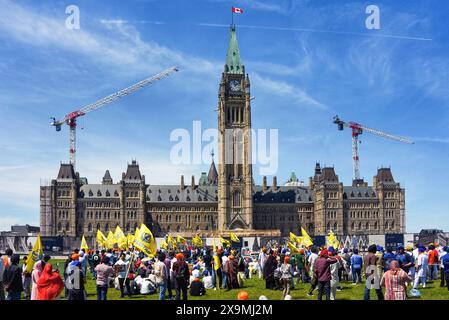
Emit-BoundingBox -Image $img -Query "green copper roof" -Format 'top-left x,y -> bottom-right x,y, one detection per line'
226,26 -> 243,74
199,172 -> 208,186
290,172 -> 298,182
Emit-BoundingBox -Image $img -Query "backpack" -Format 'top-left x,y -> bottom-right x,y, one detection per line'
176,262 -> 186,281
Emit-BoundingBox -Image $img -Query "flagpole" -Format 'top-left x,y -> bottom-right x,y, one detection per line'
231,10 -> 234,27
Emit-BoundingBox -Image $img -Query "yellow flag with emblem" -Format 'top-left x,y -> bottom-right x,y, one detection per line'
177,235 -> 187,245
192,234 -> 204,247
25,233 -> 43,273
326,231 -> 339,249
301,227 -> 314,247
134,223 -> 157,257
212,235 -> 217,252
219,236 -> 231,247
230,232 -> 240,243
96,230 -> 106,248
80,235 -> 88,251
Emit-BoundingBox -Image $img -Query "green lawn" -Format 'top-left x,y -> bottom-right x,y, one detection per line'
50,259 -> 449,300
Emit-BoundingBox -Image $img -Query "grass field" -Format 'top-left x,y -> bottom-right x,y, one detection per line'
49,259 -> 449,300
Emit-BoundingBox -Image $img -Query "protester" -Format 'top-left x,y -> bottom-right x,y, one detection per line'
427,244 -> 439,281
314,249 -> 338,300
114,253 -> 131,298
94,256 -> 114,300
36,263 -> 64,300
440,246 -> 448,288
173,253 -> 189,300
66,260 -> 86,300
306,246 -> 319,296
263,249 -> 277,290
31,261 -> 43,300
413,246 -> 428,289
21,256 -> 31,299
363,244 -> 383,300
350,248 -> 363,285
91,250 -> 101,280
380,260 -> 412,300
441,246 -> 449,291
328,248 -> 341,300
280,255 -> 294,298
154,252 -> 168,300
189,274 -> 206,296
3,254 -> 23,300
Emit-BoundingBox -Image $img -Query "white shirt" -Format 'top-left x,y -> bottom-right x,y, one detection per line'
203,276 -> 214,289
308,253 -> 318,272
114,259 -> 129,278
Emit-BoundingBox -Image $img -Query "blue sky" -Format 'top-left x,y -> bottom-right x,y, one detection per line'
0,0 -> 448,233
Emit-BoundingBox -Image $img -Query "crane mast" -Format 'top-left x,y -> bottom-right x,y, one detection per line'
333,115 -> 414,181
51,67 -> 179,169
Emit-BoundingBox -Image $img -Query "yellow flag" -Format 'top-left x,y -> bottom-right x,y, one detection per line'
25,233 -> 43,273
177,235 -> 187,245
114,226 -> 127,250
80,235 -> 88,251
134,223 -> 157,257
213,254 -> 221,271
230,232 -> 240,243
160,239 -> 168,250
212,235 -> 217,252
192,234 -> 204,248
301,227 -> 314,247
326,231 -> 339,249
219,236 -> 231,247
96,230 -> 107,247
289,232 -> 301,244
106,231 -> 115,249
127,234 -> 134,248
287,241 -> 300,254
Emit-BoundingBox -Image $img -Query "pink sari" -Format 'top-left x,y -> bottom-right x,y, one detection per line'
31,261 -> 43,300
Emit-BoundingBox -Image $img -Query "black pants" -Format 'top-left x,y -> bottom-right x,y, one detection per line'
445,273 -> 449,291
265,276 -> 275,289
440,268 -> 446,287
308,276 -> 318,294
118,278 -> 131,297
167,275 -> 173,299
175,278 -> 188,300
317,281 -> 331,300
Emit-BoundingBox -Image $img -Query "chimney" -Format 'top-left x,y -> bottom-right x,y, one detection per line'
272,176 -> 277,191
309,177 -> 313,190
181,175 -> 185,190
262,176 -> 267,192
191,175 -> 195,189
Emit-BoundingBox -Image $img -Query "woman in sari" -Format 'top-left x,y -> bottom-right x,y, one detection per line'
36,263 -> 64,300
30,261 -> 43,300
380,260 -> 412,300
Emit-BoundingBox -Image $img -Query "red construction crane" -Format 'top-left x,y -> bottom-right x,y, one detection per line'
333,115 -> 414,181
51,67 -> 179,169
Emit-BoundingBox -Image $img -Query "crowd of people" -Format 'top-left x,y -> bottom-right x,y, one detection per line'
0,241 -> 448,301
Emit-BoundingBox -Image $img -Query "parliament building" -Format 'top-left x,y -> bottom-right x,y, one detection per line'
39,27 -> 406,246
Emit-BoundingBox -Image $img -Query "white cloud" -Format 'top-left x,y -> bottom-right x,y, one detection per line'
252,73 -> 327,109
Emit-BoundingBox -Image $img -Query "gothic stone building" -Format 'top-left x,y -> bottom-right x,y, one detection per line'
40,26 -> 406,243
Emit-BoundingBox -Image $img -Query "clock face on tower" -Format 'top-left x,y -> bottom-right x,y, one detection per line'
228,80 -> 241,92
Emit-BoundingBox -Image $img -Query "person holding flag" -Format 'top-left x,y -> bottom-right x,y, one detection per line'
134,223 -> 157,257
96,230 -> 107,249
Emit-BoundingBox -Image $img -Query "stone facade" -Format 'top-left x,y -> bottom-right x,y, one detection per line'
39,26 -> 406,243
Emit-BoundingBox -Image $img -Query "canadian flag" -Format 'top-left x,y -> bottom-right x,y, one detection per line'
232,7 -> 243,14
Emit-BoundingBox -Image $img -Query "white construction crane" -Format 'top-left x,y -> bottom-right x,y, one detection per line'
333,115 -> 414,181
51,67 -> 179,169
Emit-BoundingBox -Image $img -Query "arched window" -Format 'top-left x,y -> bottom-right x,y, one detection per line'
177,225 -> 181,232
105,223 -> 109,231
58,222 -> 62,231
66,222 -> 70,231
233,191 -> 241,207
88,223 -> 92,232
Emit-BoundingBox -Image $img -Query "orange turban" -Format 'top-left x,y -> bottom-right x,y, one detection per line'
237,291 -> 249,300
71,254 -> 80,261
176,253 -> 184,260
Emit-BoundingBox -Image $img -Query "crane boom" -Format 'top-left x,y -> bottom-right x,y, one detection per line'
51,66 -> 179,169
333,115 -> 414,181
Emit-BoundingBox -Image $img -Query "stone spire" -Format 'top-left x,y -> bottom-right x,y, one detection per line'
102,170 -> 113,185
207,151 -> 218,185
